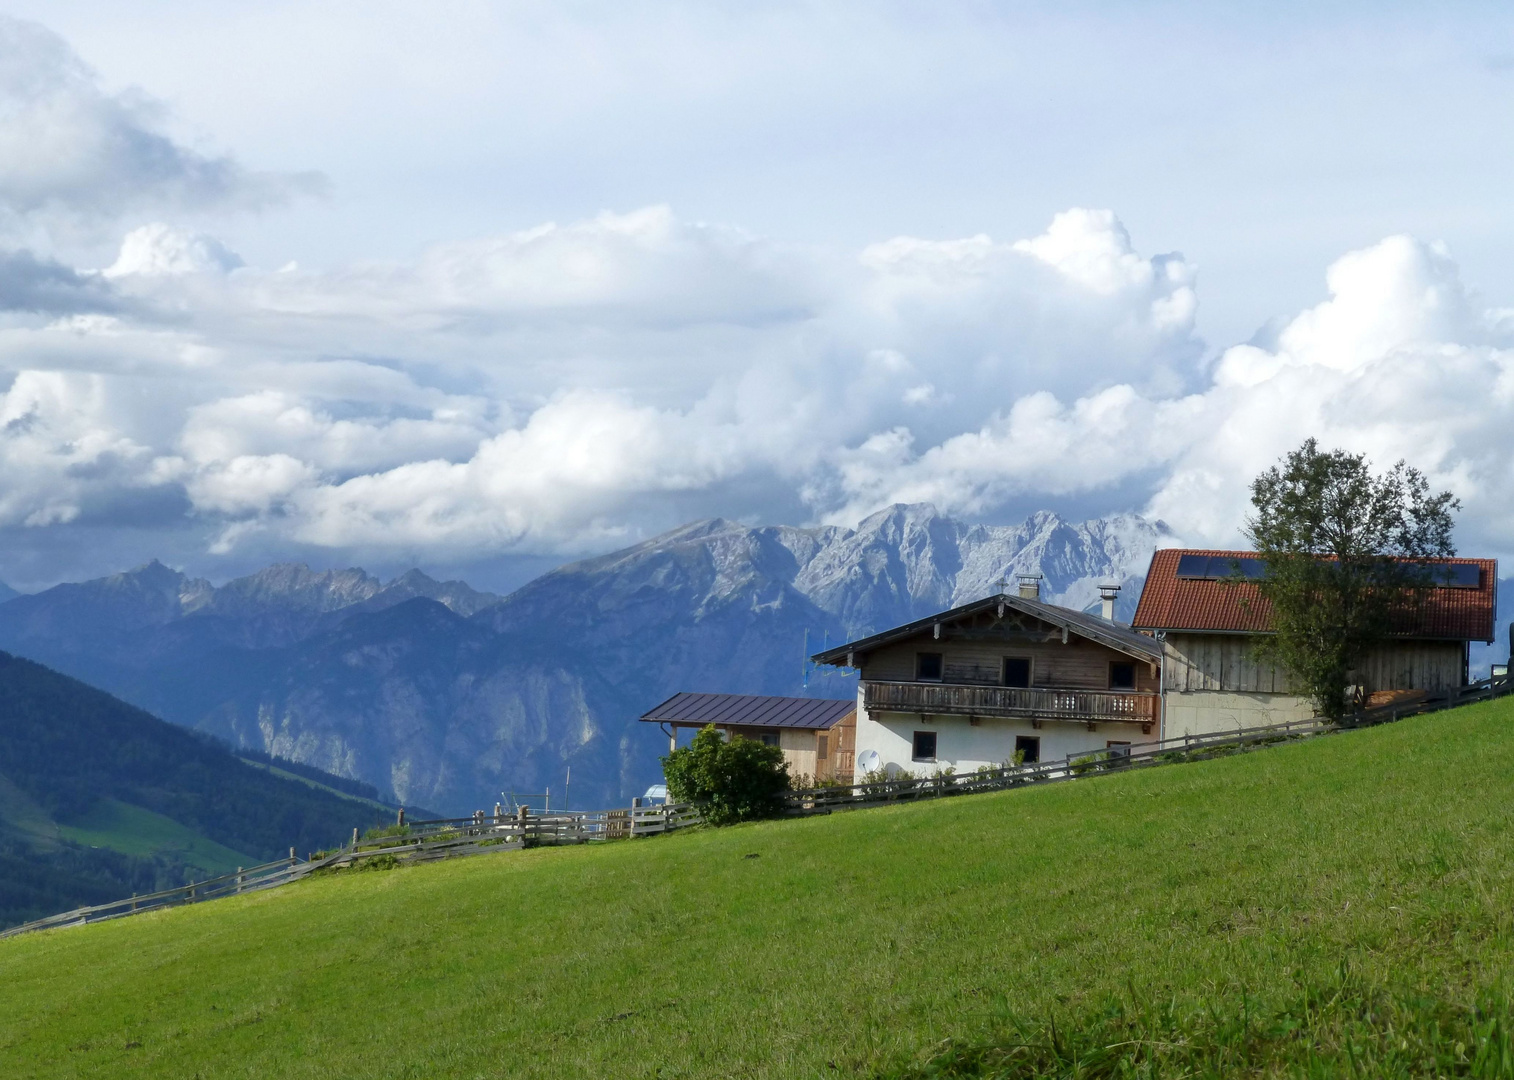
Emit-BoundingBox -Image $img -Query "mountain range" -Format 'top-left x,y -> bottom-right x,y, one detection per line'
0,505 -> 1175,814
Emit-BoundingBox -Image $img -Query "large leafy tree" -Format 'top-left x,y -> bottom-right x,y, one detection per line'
1244,439 -> 1460,719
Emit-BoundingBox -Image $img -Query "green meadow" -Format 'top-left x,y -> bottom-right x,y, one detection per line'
4,699 -> 1514,1078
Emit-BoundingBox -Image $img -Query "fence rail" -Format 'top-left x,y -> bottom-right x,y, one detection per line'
6,669 -> 1509,941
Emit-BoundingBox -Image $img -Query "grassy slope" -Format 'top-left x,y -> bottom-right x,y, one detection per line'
3,699 -> 1514,1078
56,799 -> 254,876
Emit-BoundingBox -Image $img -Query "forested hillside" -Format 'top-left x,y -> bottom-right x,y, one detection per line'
0,653 -> 392,927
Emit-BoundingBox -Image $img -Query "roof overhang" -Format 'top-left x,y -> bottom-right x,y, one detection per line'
811,593 -> 1162,668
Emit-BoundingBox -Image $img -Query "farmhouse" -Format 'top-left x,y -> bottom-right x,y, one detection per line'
639,692 -> 857,783
1132,549 -> 1499,737
810,577 -> 1163,779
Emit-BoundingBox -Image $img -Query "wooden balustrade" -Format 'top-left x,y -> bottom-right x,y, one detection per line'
863,680 -> 1158,723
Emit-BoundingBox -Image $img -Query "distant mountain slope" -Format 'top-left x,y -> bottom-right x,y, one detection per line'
0,505 -> 1173,814
0,653 -> 393,927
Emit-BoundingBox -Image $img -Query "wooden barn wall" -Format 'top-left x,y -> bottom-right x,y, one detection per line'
1165,634 -> 1464,693
1163,635 -> 1294,693
1355,641 -> 1463,692
859,628 -> 1159,693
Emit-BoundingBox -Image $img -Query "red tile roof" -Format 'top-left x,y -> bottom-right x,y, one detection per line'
1132,549 -> 1498,642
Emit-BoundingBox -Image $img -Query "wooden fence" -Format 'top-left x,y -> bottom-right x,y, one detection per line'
0,801 -> 701,940
5,669 -> 1508,941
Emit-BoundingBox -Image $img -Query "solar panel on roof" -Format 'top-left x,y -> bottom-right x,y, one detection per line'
1174,555 -> 1267,581
1172,553 -> 1480,589
1402,562 -> 1482,588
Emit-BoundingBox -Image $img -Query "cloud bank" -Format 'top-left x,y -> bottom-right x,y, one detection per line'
1,15 -> 1512,580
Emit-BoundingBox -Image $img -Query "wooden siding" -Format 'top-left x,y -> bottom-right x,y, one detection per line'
1162,634 -> 1294,693
1355,641 -> 1464,693
1165,633 -> 1465,694
859,618 -> 1159,694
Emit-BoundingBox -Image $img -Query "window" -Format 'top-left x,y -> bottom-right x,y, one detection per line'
817,734 -> 829,760
1014,735 -> 1040,764
758,733 -> 780,748
1109,661 -> 1136,690
912,730 -> 937,762
916,652 -> 943,681
1002,657 -> 1031,688
1106,740 -> 1131,762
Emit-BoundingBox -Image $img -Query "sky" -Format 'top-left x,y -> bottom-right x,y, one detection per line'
1,2 -> 1513,592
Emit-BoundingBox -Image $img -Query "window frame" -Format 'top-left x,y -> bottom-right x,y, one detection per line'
911,729 -> 938,762
1001,655 -> 1033,688
1108,660 -> 1137,690
915,651 -> 944,682
1014,734 -> 1040,764
757,732 -> 780,749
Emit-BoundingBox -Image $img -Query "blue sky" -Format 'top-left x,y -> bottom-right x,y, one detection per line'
0,2 -> 1512,590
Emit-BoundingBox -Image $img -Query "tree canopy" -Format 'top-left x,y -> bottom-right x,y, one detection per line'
660,725 -> 790,825
1244,439 -> 1460,719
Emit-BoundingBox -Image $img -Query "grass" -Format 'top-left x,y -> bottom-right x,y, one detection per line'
3,698 -> 1514,1078
55,798 -> 255,876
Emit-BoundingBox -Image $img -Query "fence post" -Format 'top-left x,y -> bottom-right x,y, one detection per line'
397,807 -> 406,828
517,804 -> 529,845
235,867 -> 244,893
631,796 -> 642,838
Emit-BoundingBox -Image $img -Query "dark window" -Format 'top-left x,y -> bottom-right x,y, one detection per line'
758,733 -> 780,748
1002,657 -> 1031,688
1106,741 -> 1131,764
912,730 -> 937,761
916,652 -> 943,681
1109,661 -> 1136,690
817,734 -> 829,760
1014,735 -> 1040,764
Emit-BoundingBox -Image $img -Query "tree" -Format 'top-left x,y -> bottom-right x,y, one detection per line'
1243,439 -> 1460,720
660,725 -> 790,825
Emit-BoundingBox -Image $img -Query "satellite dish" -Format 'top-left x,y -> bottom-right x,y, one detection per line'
856,749 -> 881,773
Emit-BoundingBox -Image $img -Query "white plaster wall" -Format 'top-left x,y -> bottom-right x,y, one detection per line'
852,698 -> 1153,779
1162,690 -> 1315,738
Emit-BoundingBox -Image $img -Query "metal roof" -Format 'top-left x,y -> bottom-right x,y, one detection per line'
809,593 -> 1163,667
1132,549 -> 1498,642
639,692 -> 856,730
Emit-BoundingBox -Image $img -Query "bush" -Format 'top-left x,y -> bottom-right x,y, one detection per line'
660,725 -> 790,825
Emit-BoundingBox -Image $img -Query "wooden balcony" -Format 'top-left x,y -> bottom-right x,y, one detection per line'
863,681 -> 1158,725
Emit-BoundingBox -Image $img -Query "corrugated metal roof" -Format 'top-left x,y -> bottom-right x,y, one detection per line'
639,692 -> 856,730
809,593 -> 1163,666
1132,548 -> 1498,642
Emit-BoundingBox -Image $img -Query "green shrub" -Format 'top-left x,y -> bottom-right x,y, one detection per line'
660,725 -> 790,825
363,824 -> 411,840
1069,750 -> 1109,776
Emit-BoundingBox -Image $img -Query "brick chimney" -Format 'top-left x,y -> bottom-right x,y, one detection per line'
1017,574 -> 1042,600
1099,583 -> 1121,621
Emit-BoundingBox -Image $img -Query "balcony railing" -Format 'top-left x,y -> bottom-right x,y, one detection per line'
864,681 -> 1158,724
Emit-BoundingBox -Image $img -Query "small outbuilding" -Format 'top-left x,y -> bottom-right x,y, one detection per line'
640,692 -> 857,783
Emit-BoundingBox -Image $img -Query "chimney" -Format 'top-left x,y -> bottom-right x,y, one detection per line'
1017,574 -> 1042,600
1098,583 -> 1121,621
